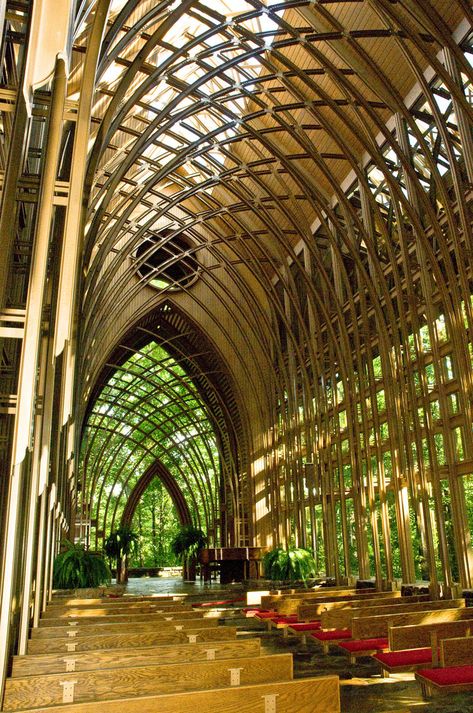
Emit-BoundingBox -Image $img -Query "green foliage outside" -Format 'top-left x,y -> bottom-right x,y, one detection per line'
80,341 -> 220,561
53,541 -> 111,589
129,477 -> 182,568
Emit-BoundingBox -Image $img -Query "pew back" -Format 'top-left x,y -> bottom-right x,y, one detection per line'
389,618 -> 473,651
440,634 -> 473,667
12,639 -> 262,677
321,598 -> 451,630
27,625 -> 238,654
299,595 -> 428,623
42,603 -> 192,619
8,676 -> 341,713
4,653 -> 294,710
260,588 -> 361,610
352,602 -> 467,640
32,617 -> 219,639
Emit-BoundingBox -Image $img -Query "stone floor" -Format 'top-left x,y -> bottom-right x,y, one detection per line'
122,577 -> 473,713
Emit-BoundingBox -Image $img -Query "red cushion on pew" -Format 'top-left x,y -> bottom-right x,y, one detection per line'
339,637 -> 388,653
288,621 -> 321,632
417,665 -> 473,685
311,629 -> 352,641
242,607 -> 268,613
254,611 -> 278,619
375,648 -> 433,667
271,615 -> 299,623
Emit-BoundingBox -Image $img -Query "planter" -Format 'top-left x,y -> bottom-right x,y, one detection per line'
53,584 -> 126,598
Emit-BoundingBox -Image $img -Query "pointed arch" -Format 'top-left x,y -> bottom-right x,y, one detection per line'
121,459 -> 192,529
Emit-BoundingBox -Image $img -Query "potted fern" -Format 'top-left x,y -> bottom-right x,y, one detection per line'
262,546 -> 316,587
104,525 -> 139,583
53,540 -> 111,590
170,525 -> 206,581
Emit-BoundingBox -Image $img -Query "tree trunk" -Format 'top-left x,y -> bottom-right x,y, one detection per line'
122,554 -> 129,583
184,556 -> 196,581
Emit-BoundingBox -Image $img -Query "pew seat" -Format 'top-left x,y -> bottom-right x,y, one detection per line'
338,637 -> 388,662
270,614 -> 298,624
310,629 -> 352,654
268,614 -> 299,631
287,621 -> 321,632
415,665 -> 473,697
374,647 -> 435,675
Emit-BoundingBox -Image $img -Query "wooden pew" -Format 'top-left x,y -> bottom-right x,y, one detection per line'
38,608 -> 224,627
41,606 -> 242,626
31,617 -> 219,639
8,676 -> 340,713
260,588 -> 383,614
41,603 -> 192,619
274,592 -> 402,618
12,638 -> 262,678
373,620 -> 473,677
281,596 -> 424,647
389,618 -> 473,652
320,598 -> 458,631
351,603 -> 470,641
312,603 -> 467,657
27,625 -> 238,654
49,595 -> 186,607
440,633 -> 473,667
260,588 -> 358,608
260,585 -> 355,604
40,608 -> 195,627
298,594 -> 428,623
415,636 -> 473,697
3,653 -> 294,710
265,595 -> 415,639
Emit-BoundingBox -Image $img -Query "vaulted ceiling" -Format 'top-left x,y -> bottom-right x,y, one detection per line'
70,0 -> 472,545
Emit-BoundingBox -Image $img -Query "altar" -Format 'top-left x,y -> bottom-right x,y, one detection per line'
199,546 -> 264,583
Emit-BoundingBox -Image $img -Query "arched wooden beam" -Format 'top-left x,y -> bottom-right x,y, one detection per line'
120,458 -> 192,529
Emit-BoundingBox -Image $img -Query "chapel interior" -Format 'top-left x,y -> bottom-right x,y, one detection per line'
0,1 -> 472,711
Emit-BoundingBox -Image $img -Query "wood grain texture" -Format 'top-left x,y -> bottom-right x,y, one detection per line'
32,617 -> 219,639
271,591 -> 399,615
441,635 -> 473,667
352,605 -> 469,639
12,639 -> 261,677
49,596 -> 184,606
4,653 -> 293,710
260,589 -> 359,609
8,675 -> 340,713
41,604 -> 194,619
40,609 -> 237,625
35,609 -> 203,631
298,594 -> 426,621
389,618 -> 473,651
27,626 -> 238,654
321,598 -> 459,630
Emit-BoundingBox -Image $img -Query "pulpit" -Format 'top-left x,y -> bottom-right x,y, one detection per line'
199,546 -> 264,583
